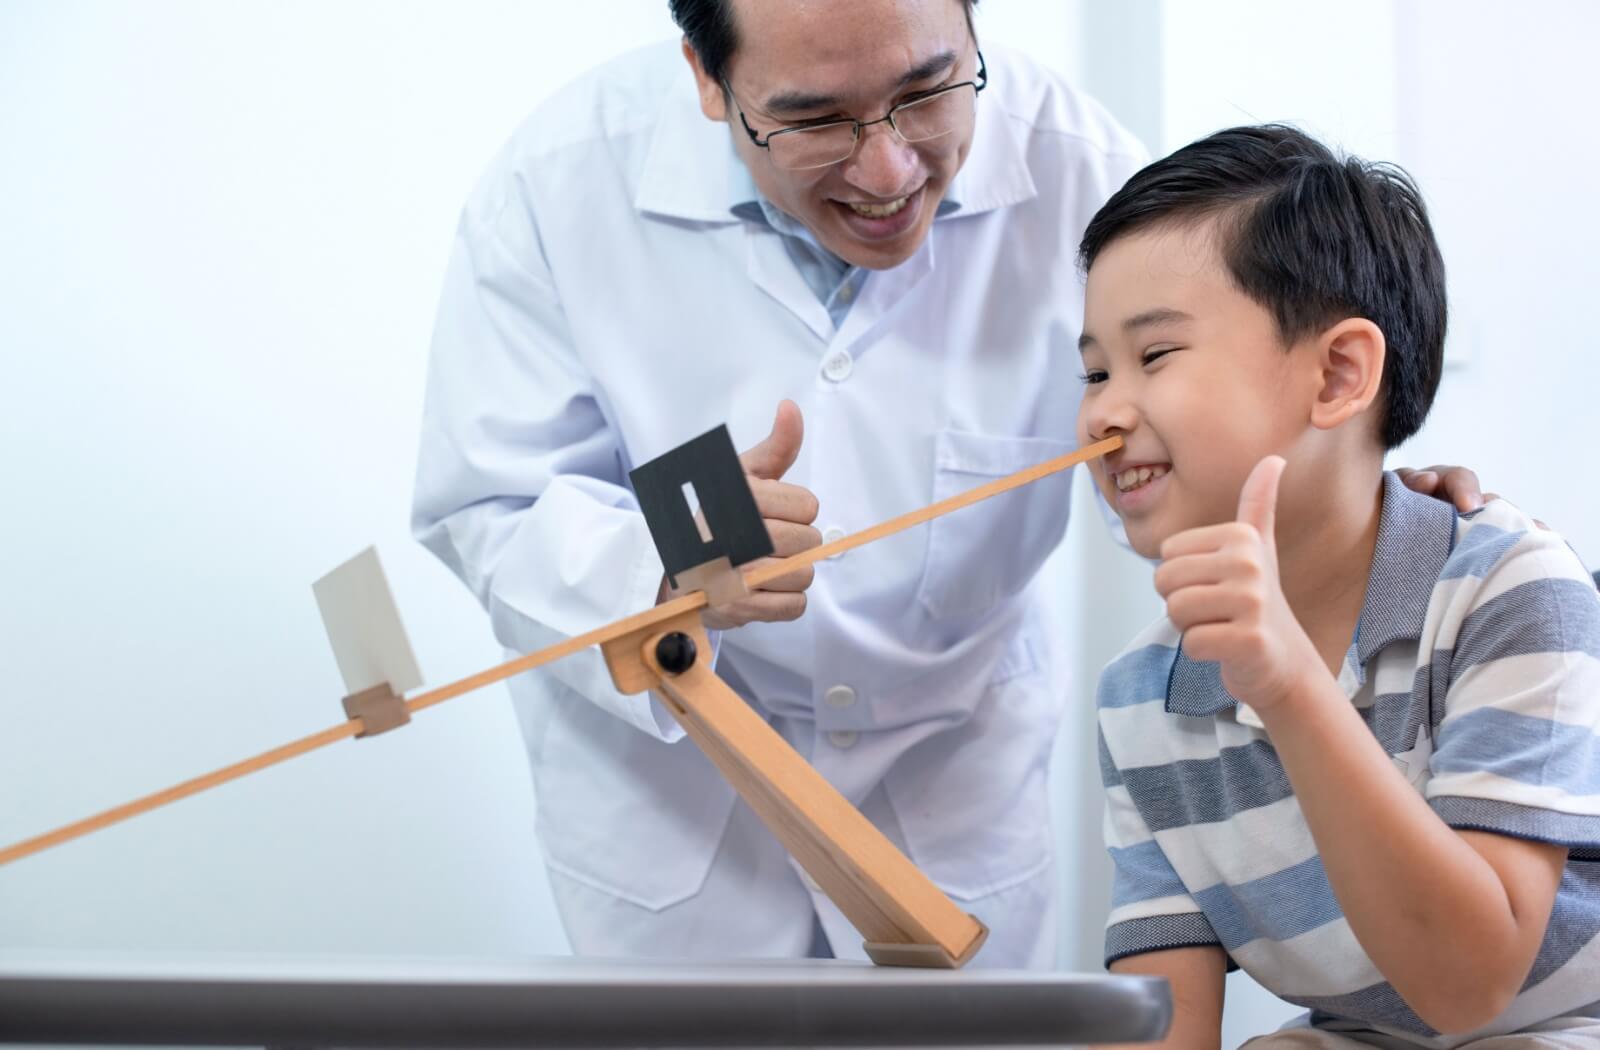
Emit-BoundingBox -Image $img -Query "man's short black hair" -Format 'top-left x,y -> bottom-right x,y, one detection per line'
1078,124 -> 1447,449
670,0 -> 979,87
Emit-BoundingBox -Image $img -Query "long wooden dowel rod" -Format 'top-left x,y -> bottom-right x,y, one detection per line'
745,435 -> 1120,588
0,435 -> 1120,869
0,723 -> 360,867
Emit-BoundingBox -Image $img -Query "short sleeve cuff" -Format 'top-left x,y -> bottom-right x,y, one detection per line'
1105,912 -> 1224,968
1431,795 -> 1600,851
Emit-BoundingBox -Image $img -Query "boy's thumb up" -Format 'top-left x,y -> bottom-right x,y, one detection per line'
1237,455 -> 1286,552
739,400 -> 805,481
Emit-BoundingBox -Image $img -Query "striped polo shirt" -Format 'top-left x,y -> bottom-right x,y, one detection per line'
1097,471 -> 1600,1046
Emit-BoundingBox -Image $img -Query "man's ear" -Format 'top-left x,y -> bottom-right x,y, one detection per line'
681,38 -> 729,122
1309,317 -> 1386,432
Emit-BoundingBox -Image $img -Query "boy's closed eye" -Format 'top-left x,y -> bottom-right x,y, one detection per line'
1078,345 -> 1185,385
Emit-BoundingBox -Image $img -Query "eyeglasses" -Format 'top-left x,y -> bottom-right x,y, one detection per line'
725,52 -> 987,171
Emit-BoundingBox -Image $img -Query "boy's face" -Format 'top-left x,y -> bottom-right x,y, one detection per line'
1075,221 -> 1319,558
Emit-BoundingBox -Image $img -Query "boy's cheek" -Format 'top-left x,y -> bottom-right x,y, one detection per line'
1073,413 -> 1093,449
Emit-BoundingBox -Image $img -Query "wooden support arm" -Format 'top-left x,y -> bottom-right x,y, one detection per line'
602,611 -> 988,968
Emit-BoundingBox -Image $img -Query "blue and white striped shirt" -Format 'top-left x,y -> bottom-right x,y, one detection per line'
1097,471 -> 1600,1046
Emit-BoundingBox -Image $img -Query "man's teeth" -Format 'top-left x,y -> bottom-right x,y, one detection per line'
846,195 -> 909,218
1114,464 -> 1170,492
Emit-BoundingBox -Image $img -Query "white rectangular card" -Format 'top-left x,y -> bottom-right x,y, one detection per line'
312,547 -> 424,697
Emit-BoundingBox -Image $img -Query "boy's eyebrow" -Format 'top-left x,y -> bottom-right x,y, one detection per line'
1078,307 -> 1196,352
1124,307 -> 1195,331
763,51 -> 958,115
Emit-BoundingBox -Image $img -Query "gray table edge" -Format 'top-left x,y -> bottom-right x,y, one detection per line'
0,959 -> 1170,1047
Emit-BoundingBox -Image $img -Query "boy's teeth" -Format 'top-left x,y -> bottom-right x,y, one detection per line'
1114,464 -> 1169,492
847,195 -> 909,218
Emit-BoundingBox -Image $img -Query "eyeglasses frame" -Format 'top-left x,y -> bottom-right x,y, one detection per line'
724,50 -> 988,170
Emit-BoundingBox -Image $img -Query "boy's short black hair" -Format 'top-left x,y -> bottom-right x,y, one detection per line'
1078,124 -> 1446,449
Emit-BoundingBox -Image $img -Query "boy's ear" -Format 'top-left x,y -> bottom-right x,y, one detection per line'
1309,318 -> 1386,433
682,39 -> 730,122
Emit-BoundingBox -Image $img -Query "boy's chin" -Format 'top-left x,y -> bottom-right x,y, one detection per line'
1123,524 -> 1167,561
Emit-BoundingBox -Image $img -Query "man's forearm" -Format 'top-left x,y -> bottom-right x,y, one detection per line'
1258,676 -> 1527,1028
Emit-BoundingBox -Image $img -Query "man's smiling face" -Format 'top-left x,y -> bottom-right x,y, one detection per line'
685,0 -> 979,271
1075,220 -> 1319,558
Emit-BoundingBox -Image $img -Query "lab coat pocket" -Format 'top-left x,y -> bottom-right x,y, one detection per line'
529,685 -> 737,911
916,429 -> 1076,620
883,641 -> 1054,901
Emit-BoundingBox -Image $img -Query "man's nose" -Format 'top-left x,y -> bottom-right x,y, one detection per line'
841,122 -> 919,198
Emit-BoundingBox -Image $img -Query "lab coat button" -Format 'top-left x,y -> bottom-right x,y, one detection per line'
827,730 -> 859,749
824,685 -> 856,709
821,350 -> 854,383
821,525 -> 846,558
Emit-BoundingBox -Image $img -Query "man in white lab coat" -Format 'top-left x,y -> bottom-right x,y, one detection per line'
411,0 -> 1482,967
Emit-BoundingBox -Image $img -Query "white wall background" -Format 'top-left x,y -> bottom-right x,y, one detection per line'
1,2 -> 1595,1047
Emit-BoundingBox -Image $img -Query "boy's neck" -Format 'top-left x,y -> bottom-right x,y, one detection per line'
1275,465 -> 1387,673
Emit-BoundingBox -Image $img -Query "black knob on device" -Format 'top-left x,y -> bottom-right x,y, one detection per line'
655,632 -> 697,675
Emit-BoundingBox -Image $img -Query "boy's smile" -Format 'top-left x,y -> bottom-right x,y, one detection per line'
1075,220 -> 1316,558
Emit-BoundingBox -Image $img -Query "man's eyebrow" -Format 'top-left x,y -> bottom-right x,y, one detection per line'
762,50 -> 959,115
899,49 -> 959,89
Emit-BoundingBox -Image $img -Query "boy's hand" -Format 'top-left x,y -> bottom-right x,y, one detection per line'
1155,455 -> 1320,712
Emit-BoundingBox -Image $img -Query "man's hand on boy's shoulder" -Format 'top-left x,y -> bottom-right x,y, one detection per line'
1155,456 -> 1322,713
1395,463 -> 1487,513
1397,463 -> 1552,528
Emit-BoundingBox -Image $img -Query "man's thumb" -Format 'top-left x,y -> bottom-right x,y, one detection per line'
739,400 -> 804,480
1237,455 -> 1286,542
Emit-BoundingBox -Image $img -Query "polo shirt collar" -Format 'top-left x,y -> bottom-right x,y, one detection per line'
1353,471 -> 1458,670
1166,471 -> 1458,717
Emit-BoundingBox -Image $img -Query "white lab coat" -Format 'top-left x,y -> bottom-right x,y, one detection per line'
413,41 -> 1146,966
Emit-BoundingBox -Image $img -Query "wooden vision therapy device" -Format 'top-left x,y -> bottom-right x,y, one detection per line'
0,428 -> 1122,969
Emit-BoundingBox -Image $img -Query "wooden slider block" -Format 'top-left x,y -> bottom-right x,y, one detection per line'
671,556 -> 749,607
341,682 -> 409,738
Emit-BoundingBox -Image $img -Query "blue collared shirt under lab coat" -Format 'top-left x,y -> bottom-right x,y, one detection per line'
412,40 -> 1147,964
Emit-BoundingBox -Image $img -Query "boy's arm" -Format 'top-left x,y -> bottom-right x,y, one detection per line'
1097,705 -> 1229,1049
1096,947 -> 1226,1050
1254,678 -> 1566,1032
1158,458 -> 1578,1033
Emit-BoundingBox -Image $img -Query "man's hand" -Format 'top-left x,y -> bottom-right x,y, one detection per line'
1395,463 -> 1489,513
658,400 -> 822,630
1154,456 -> 1320,712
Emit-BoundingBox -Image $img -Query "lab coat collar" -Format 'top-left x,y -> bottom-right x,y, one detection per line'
636,71 -> 1036,224
944,92 -> 1037,218
635,85 -> 746,224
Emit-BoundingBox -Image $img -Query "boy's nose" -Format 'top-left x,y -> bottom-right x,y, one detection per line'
1082,393 -> 1139,444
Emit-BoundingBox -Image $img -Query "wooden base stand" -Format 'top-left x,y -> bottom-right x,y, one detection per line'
601,611 -> 988,969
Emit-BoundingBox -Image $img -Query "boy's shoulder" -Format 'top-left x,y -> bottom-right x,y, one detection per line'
1430,495 -> 1599,645
1445,496 -> 1591,584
